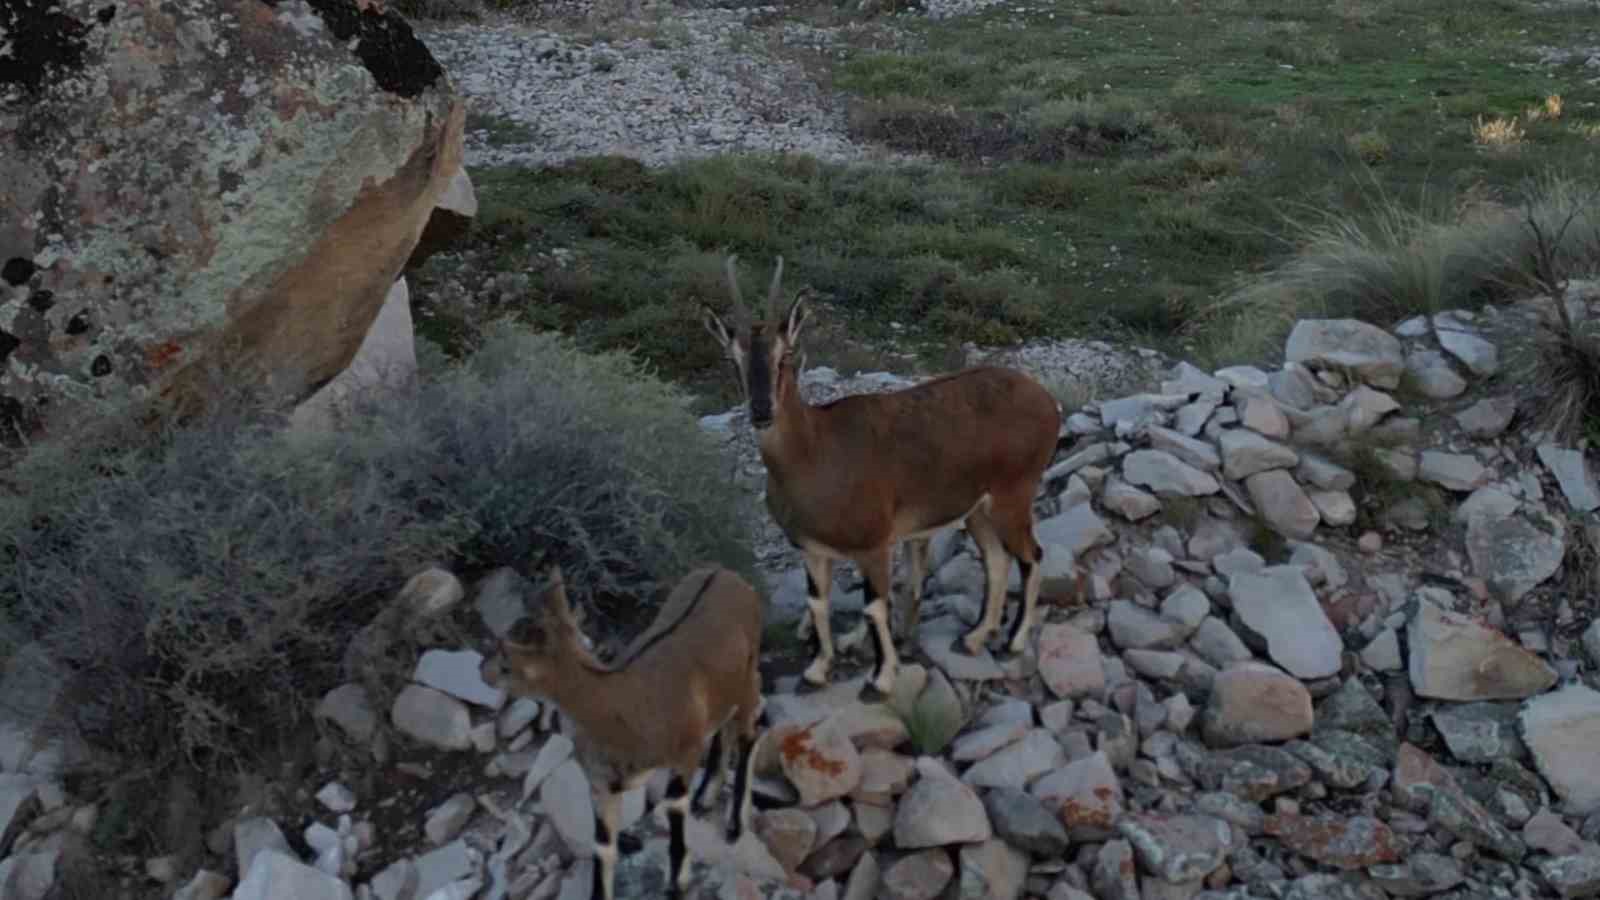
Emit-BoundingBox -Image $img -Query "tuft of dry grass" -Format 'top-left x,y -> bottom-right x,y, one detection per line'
1474,114 -> 1526,153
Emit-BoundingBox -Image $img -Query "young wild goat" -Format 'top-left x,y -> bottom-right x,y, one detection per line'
479,564 -> 767,900
703,255 -> 1061,702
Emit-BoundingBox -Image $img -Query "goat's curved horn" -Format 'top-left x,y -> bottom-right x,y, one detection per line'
724,254 -> 749,326
766,255 -> 785,321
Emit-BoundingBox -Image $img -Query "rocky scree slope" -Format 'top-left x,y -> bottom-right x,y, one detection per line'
10,288 -> 1600,899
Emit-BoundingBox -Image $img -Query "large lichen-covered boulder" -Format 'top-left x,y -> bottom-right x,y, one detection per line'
0,0 -> 464,445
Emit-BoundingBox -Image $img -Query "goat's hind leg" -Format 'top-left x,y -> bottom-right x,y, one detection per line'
955,509 -> 1009,656
994,491 -> 1046,658
665,768 -> 694,898
726,685 -> 767,843
899,536 -> 931,643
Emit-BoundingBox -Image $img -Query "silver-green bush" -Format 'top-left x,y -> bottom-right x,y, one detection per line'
0,321 -> 755,783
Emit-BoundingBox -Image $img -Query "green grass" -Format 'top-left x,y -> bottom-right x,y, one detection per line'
406,0 -> 1600,395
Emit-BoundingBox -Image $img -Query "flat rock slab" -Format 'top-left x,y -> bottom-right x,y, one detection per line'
233,850 -> 353,900
1031,750 -> 1124,841
1408,601 -> 1556,701
1117,813 -> 1234,883
1263,814 -> 1401,869
1244,469 -> 1321,539
1465,502 -> 1566,603
1227,565 -> 1342,679
772,718 -> 863,807
1122,449 -> 1221,497
414,649 -> 506,710
1429,703 -> 1526,763
1285,319 -> 1405,389
1520,685 -> 1600,816
894,760 -> 991,848
1538,444 -> 1600,513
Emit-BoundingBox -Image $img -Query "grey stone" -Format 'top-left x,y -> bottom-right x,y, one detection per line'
1188,617 -> 1253,669
880,849 -> 954,900
1521,685 -> 1600,816
543,759 -> 596,857
232,850 -> 352,900
1465,496 -> 1568,602
1418,451 -> 1490,492
1538,445 -> 1600,513
774,719 -> 863,807
1117,814 -> 1233,883
1102,477 -> 1162,521
1408,600 -> 1556,701
1430,703 -> 1526,763
1367,852 -> 1464,897
392,685 -> 474,751
951,722 -> 1029,764
1219,429 -> 1299,480
1091,840 -> 1140,900
1285,319 -> 1405,389
1031,750 -> 1123,841
1227,566 -> 1342,679
425,792 -> 476,845
316,684 -> 379,745
1405,349 -> 1467,399
1036,504 -> 1115,589
1455,396 -> 1518,437
1539,853 -> 1600,899
1107,601 -> 1188,651
961,729 -> 1067,791
1147,426 -> 1223,471
1437,326 -> 1500,376
1243,470 -> 1321,539
233,818 -> 291,881
414,649 -> 506,710
1038,624 -> 1105,700
894,759 -> 991,848
1296,453 -> 1356,491
956,839 -> 1028,900
1123,450 -> 1221,497
981,787 -> 1069,856
1201,662 -> 1314,747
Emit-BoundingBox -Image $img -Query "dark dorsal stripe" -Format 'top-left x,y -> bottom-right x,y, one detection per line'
605,569 -> 720,673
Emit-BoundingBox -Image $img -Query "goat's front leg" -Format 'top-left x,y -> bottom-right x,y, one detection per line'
591,780 -> 624,900
691,722 -> 729,817
665,770 -> 692,898
857,546 -> 900,703
797,552 -> 835,693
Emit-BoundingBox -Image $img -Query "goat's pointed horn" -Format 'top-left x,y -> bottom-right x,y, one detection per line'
766,255 -> 785,321
724,254 -> 749,326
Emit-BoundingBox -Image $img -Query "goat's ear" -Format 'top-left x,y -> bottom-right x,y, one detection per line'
783,290 -> 811,346
703,304 -> 735,351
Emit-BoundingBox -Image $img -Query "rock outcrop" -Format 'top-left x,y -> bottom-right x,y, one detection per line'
0,0 -> 463,445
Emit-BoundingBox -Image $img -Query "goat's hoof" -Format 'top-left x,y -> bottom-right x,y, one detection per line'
794,677 -> 826,695
948,636 -> 984,657
858,681 -> 890,705
616,832 -> 643,855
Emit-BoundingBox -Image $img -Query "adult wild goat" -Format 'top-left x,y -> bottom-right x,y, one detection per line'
703,255 -> 1061,702
480,565 -> 766,900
